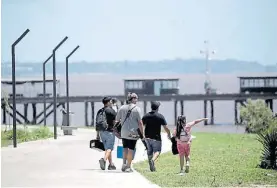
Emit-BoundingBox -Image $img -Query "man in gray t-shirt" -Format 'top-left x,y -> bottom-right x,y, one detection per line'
115,92 -> 144,172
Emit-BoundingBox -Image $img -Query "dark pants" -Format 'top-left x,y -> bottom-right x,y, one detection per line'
122,138 -> 137,150
146,138 -> 162,156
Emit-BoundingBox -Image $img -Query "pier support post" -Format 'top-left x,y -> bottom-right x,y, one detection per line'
204,100 -> 208,125
174,100 -> 178,126
269,99 -> 273,111
234,100 -> 238,125
265,99 -> 273,111
90,102 -> 95,127
2,104 -> 6,124
24,103 -> 29,124
265,99 -> 269,107
143,101 -> 147,115
210,100 -> 214,125
32,103 -> 37,125
180,101 -> 184,115
239,101 -> 245,124
85,102 -> 88,126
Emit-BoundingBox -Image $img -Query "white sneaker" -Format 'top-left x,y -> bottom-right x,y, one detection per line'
124,167 -> 133,173
186,161 -> 190,166
121,164 -> 127,172
185,162 -> 190,173
178,170 -> 185,176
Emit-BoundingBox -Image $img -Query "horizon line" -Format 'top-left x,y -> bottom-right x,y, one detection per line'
1,58 -> 276,65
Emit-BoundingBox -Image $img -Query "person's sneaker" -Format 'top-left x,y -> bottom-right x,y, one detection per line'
124,167 -> 133,173
186,160 -> 190,166
185,161 -> 190,173
121,164 -> 127,172
108,164 -> 116,170
149,159 -> 156,172
148,160 -> 152,171
99,158 -> 106,170
178,170 -> 185,176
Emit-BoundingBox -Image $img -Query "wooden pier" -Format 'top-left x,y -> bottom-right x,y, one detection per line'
1,76 -> 277,126
1,93 -> 276,126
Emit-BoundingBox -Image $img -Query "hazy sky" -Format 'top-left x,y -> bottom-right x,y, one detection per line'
1,0 -> 277,65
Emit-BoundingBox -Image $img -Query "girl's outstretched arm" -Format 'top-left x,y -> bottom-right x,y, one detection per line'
187,118 -> 208,127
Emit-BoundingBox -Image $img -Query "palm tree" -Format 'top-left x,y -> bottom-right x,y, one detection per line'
257,128 -> 277,170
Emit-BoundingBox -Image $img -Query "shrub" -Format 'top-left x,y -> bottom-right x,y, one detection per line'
2,127 -> 31,142
1,126 -> 53,147
240,99 -> 275,134
31,126 -> 53,139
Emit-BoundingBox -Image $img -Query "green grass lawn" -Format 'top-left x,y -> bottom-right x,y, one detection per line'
1,126 -> 54,147
134,132 -> 277,187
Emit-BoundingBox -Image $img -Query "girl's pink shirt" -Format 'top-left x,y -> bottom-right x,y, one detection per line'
173,121 -> 195,143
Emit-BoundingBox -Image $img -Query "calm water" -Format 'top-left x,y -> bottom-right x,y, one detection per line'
1,73 -> 276,126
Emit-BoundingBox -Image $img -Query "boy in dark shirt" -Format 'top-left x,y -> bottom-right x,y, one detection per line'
142,101 -> 171,172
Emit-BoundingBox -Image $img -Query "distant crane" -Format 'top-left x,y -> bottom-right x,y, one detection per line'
200,40 -> 216,94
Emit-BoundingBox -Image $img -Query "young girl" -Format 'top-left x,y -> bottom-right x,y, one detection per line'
173,115 -> 208,175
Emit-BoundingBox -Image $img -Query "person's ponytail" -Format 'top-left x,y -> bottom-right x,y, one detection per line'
176,115 -> 186,139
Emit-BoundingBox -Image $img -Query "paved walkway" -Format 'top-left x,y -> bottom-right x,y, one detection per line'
1,128 -> 171,188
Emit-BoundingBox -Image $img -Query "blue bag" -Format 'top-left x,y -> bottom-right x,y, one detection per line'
117,145 -> 136,159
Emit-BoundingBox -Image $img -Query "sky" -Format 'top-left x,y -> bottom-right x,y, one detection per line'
1,0 -> 277,65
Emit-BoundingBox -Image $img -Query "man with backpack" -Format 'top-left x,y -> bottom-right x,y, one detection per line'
96,97 -> 117,170
115,92 -> 144,172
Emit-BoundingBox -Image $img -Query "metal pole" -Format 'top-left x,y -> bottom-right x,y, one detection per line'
11,29 -> 30,148
204,41 -> 209,88
66,45 -> 80,126
205,52 -> 209,85
43,54 -> 53,126
200,40 -> 215,94
53,36 -> 68,139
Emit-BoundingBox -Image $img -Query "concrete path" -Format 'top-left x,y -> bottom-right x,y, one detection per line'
1,128 -> 171,188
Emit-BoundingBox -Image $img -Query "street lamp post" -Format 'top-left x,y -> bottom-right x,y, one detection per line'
200,40 -> 216,126
52,36 -> 68,139
65,45 -> 80,126
200,40 -> 215,94
42,54 -> 53,126
11,29 -> 30,148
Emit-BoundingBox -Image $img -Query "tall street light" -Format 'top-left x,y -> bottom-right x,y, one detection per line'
200,40 -> 216,94
52,36 -> 68,139
42,54 -> 53,126
65,45 -> 80,126
11,29 -> 30,148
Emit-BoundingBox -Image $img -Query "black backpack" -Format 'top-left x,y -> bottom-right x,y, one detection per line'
171,137 -> 179,155
96,108 -> 108,131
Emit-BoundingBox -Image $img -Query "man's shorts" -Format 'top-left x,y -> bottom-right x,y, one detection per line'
145,138 -> 162,156
122,138 -> 137,150
99,131 -> 115,151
